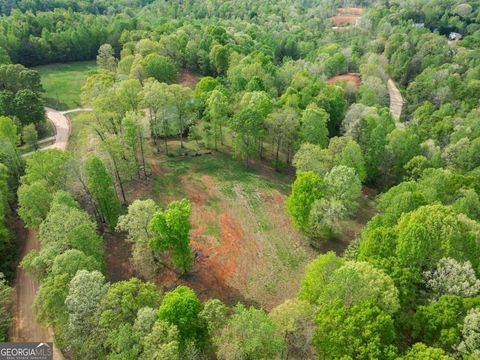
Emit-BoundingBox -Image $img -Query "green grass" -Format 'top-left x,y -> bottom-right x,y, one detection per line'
34,61 -> 96,110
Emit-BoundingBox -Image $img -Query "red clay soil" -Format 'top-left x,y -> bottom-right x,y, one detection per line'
327,73 -> 362,88
180,69 -> 200,88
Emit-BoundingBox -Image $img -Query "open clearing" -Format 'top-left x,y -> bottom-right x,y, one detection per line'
67,111 -> 376,309
327,73 -> 362,88
34,61 -> 95,110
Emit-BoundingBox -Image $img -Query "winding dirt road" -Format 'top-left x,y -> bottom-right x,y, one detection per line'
387,78 -> 404,123
10,107 -> 86,359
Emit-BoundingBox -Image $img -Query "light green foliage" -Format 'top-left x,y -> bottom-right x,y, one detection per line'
199,299 -> 228,335
402,343 -> 453,359
0,116 -> 19,145
314,301 -> 398,360
298,252 -> 344,304
97,44 -> 117,72
324,165 -> 362,215
21,123 -> 38,150
117,199 -> 158,279
65,270 -> 109,356
157,286 -> 205,350
84,155 -> 122,230
286,171 -> 324,233
143,54 -> 178,83
141,320 -> 180,360
116,79 -> 142,114
229,107 -> 265,162
308,197 -> 347,238
413,295 -> 480,350
149,199 -> 193,273
395,205 -> 480,270
328,136 -> 367,182
300,255 -> 399,314
292,143 -> 333,175
321,261 -> 400,314
206,89 -> 230,149
215,304 -> 286,360
266,107 -> 299,168
21,149 -> 70,190
299,103 -> 329,147
17,180 -> 53,230
270,299 -> 316,359
23,193 -> 104,277
384,128 -> 422,185
99,278 -> 161,333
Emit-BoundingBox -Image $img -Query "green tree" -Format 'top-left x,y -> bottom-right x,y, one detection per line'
21,123 -> 38,151
149,199 -> 193,274
84,155 -> 122,230
65,270 -> 109,357
17,180 -> 53,230
14,89 -> 45,126
286,171 -> 324,233
0,116 -> 19,145
117,199 -> 158,280
157,286 -> 205,350
299,104 -> 329,147
324,165 -> 362,215
230,107 -> 265,163
270,299 -> 316,359
215,304 -> 286,360
209,44 -> 229,75
122,112 -> 148,178
298,252 -> 345,304
266,107 -> 299,168
141,320 -> 180,360
316,85 -> 347,137
21,149 -> 70,190
97,44 -> 117,72
99,278 -> 161,333
206,89 -> 229,149
314,301 -> 398,360
143,54 -> 179,84
403,343 -> 454,360
168,84 -> 195,149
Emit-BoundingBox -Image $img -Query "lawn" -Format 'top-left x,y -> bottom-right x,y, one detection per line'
34,61 -> 95,110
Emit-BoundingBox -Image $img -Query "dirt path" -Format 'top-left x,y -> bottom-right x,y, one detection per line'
11,107 -> 72,359
387,78 -> 404,123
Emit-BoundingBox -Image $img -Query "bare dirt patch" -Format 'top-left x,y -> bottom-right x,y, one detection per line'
180,69 -> 200,88
327,73 -> 362,88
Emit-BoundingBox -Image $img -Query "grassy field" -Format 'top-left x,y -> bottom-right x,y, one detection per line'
66,112 -> 375,309
34,61 -> 95,110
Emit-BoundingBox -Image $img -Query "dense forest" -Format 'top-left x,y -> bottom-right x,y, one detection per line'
1,0 -> 480,358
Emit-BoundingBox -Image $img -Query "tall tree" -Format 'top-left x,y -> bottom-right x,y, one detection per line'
148,199 -> 193,274
84,155 -> 122,230
206,89 -> 229,149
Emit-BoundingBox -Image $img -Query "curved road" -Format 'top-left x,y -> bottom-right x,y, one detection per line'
12,107 -> 89,359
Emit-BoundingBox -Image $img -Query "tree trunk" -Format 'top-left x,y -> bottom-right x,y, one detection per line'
112,155 -> 127,204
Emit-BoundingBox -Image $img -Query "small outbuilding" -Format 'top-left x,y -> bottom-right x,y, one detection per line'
449,32 -> 463,41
